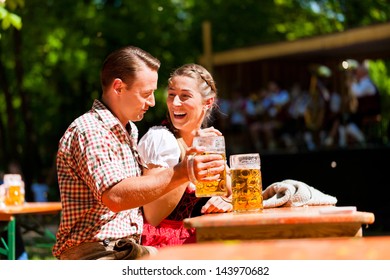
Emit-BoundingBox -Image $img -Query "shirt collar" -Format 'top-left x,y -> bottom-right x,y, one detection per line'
93,99 -> 120,129
92,99 -> 138,136
92,99 -> 147,169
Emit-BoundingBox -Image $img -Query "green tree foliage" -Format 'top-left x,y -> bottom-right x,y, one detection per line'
0,0 -> 389,199
190,0 -> 390,51
0,0 -> 23,33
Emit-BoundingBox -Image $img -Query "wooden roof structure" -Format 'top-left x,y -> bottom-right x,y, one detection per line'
199,21 -> 390,97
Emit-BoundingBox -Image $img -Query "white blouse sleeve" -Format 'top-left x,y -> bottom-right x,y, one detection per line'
138,126 -> 180,168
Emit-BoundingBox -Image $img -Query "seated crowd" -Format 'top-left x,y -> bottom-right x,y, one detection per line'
214,64 -> 382,153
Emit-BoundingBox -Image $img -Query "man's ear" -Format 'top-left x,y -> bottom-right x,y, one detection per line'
112,78 -> 123,94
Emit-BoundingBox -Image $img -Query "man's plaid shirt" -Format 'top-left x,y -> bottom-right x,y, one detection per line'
53,100 -> 143,258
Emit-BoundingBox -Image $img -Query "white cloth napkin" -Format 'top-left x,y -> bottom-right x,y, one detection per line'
262,179 -> 337,208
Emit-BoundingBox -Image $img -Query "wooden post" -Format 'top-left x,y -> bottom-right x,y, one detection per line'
202,20 -> 213,74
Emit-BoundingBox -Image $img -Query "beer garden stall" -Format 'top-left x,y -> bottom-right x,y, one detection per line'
199,21 -> 390,145
197,21 -> 390,235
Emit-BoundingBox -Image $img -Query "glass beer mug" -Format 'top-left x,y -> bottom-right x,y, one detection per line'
230,153 -> 263,213
3,174 -> 25,206
192,135 -> 228,197
0,184 -> 5,208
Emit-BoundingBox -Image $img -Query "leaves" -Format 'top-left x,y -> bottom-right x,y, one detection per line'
0,6 -> 22,30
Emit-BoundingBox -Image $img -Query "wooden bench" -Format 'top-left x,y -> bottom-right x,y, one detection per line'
141,236 -> 390,260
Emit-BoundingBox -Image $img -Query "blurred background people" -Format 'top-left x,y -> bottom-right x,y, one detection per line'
322,90 -> 343,148
249,81 -> 290,151
228,87 -> 255,153
303,65 -> 330,150
340,62 -> 380,146
280,83 -> 310,151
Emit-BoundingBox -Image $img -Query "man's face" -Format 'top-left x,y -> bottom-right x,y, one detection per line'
117,67 -> 158,124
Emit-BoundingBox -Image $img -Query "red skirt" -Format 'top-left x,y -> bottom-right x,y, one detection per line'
141,219 -> 196,248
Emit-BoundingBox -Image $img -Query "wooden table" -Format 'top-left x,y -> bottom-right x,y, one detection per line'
183,206 -> 375,242
0,202 -> 62,260
141,236 -> 390,260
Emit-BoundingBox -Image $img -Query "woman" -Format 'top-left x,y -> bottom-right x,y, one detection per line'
138,63 -> 232,247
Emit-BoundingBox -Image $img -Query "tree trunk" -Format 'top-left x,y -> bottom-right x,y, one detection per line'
0,53 -> 18,166
13,29 -> 39,201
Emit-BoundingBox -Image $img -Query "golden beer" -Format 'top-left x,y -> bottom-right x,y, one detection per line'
231,168 -> 263,212
193,136 -> 227,197
5,185 -> 25,206
195,152 -> 228,197
3,174 -> 25,206
230,153 -> 263,213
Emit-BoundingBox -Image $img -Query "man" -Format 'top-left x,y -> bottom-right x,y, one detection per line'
53,46 -> 224,260
349,64 -> 380,117
340,63 -> 380,146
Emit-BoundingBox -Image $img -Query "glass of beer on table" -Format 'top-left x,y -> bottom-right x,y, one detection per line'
192,135 -> 228,197
229,153 -> 263,213
3,174 -> 25,206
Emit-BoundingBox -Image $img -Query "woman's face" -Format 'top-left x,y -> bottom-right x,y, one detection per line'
167,76 -> 206,134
